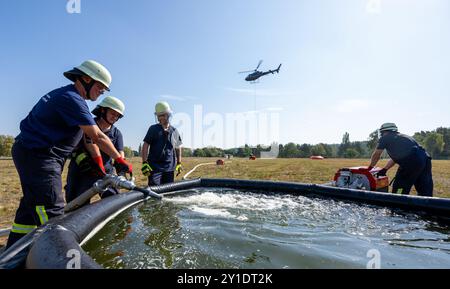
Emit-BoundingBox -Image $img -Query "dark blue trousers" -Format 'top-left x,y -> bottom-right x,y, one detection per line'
6,141 -> 65,249
65,160 -> 119,206
393,151 -> 433,197
148,171 -> 175,186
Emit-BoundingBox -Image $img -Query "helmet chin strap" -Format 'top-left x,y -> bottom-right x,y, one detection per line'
80,78 -> 96,100
101,108 -> 114,126
155,113 -> 171,125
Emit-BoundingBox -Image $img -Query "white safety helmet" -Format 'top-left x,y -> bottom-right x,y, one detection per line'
379,123 -> 398,133
64,60 -> 112,91
93,96 -> 125,117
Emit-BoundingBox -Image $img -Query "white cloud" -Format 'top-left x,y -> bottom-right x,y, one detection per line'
159,94 -> 197,102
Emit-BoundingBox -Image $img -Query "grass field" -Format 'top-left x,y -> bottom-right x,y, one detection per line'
1,157 -> 450,247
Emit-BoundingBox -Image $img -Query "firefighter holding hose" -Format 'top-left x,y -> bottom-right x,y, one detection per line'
6,60 -> 132,249
65,96 -> 127,206
141,101 -> 183,185
367,123 -> 433,196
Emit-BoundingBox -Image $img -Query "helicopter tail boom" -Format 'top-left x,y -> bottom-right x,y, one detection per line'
268,64 -> 282,74
275,64 -> 282,73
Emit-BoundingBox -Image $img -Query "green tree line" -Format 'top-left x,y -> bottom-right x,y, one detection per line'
413,127 -> 450,159
178,127 -> 449,159
2,127 -> 449,159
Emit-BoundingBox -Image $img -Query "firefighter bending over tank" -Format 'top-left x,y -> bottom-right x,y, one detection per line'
6,60 -> 132,249
367,123 -> 433,196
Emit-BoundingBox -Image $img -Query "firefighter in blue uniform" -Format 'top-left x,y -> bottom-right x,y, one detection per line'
65,96 -> 126,205
367,123 -> 433,196
141,102 -> 183,185
6,60 -> 132,249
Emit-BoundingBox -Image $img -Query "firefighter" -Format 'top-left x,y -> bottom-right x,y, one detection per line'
367,123 -> 433,196
141,101 -> 182,186
65,96 -> 126,205
6,60 -> 132,249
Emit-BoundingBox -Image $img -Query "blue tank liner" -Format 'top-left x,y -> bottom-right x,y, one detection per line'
1,178 -> 449,269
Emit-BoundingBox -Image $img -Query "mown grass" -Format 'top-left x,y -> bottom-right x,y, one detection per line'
1,157 -> 449,247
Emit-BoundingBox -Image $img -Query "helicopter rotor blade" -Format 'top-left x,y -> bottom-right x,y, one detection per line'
256,60 -> 263,71
239,70 -> 255,74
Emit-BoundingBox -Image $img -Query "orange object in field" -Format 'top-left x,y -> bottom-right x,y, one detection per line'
310,156 -> 324,160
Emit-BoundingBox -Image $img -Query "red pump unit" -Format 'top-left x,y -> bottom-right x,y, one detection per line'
333,166 -> 389,192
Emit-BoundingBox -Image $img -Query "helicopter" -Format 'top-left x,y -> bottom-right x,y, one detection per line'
239,60 -> 282,82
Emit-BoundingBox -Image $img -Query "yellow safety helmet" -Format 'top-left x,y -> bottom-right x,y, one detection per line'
155,101 -> 172,116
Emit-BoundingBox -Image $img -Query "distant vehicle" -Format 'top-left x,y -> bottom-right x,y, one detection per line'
239,60 -> 282,82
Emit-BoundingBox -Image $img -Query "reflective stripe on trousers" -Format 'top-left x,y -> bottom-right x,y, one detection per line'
11,223 -> 37,234
35,206 -> 49,225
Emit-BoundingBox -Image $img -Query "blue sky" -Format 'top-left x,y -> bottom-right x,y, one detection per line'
0,0 -> 449,150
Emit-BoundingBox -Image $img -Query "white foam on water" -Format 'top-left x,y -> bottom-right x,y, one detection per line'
237,215 -> 249,221
167,191 -> 304,212
189,206 -> 235,218
166,191 -> 329,221
187,205 -> 249,221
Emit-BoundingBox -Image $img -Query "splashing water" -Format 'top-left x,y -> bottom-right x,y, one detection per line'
83,188 -> 450,269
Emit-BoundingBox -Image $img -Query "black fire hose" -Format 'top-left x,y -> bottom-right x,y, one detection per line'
65,174 -> 162,213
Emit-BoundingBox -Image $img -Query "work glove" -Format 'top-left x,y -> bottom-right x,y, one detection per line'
114,157 -> 133,175
141,161 -> 153,177
75,153 -> 106,177
91,156 -> 106,177
377,168 -> 388,177
175,163 -> 183,177
75,152 -> 92,173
